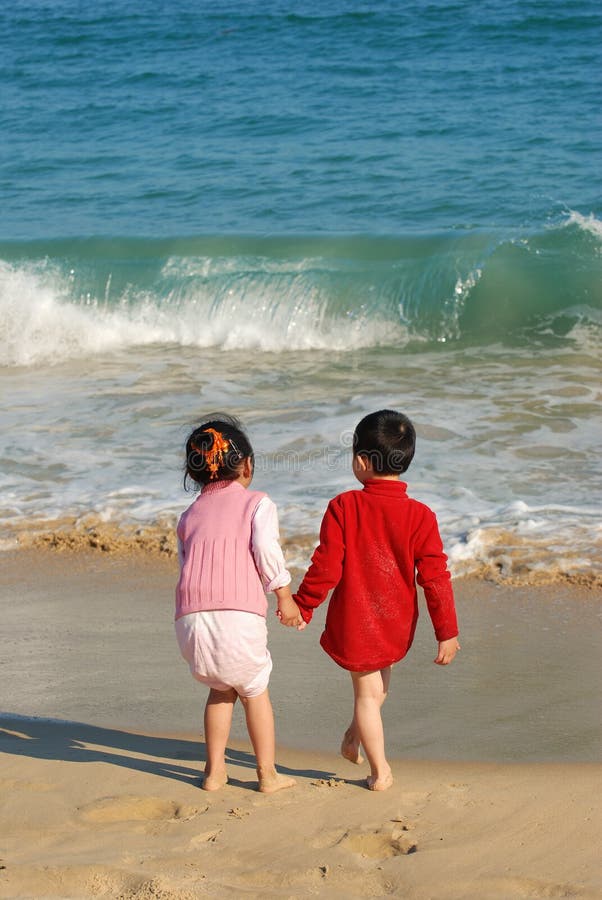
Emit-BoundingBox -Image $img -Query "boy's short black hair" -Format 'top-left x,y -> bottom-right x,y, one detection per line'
184,413 -> 254,489
353,409 -> 416,474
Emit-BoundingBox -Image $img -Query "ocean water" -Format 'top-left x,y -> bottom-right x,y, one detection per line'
1,1 -> 601,584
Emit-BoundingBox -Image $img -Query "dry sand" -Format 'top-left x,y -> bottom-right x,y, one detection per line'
1,549 -> 601,899
1,721 -> 601,900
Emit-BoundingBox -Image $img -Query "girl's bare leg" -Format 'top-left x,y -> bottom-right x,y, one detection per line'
350,667 -> 393,791
202,687 -> 237,790
240,689 -> 296,793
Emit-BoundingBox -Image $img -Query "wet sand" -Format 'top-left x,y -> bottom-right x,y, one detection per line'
1,549 -> 600,762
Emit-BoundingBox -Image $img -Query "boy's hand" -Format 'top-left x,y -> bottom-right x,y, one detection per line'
434,637 -> 460,665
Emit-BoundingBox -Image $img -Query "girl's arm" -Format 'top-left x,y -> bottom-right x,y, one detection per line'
274,585 -> 305,629
251,497 -> 291,591
251,497 -> 303,628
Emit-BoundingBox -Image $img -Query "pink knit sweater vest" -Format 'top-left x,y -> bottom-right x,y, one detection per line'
175,480 -> 268,620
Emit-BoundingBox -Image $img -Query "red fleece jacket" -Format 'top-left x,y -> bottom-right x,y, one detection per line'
294,479 -> 458,671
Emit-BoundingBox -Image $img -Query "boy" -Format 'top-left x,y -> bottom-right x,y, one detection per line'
280,410 -> 459,790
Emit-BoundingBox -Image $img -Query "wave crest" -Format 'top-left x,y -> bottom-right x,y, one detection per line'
562,209 -> 602,242
1,219 -> 601,367
0,258 -> 409,367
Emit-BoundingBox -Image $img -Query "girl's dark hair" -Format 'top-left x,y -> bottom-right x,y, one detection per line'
353,409 -> 416,474
184,414 -> 254,489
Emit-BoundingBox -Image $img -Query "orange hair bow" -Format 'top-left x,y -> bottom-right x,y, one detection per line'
198,428 -> 230,480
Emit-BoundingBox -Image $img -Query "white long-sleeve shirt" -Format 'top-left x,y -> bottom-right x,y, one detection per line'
177,495 -> 291,593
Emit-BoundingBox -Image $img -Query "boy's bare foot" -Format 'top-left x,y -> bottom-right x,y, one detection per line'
366,769 -> 393,792
341,728 -> 364,765
201,770 -> 228,791
257,767 -> 296,794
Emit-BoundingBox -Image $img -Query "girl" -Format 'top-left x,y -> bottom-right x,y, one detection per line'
175,414 -> 303,793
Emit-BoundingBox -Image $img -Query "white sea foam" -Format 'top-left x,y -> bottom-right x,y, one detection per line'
563,209 -> 602,241
446,498 -> 601,580
0,259 -> 407,367
0,261 -> 160,367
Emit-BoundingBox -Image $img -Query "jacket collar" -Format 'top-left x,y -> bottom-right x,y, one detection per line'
362,478 -> 408,495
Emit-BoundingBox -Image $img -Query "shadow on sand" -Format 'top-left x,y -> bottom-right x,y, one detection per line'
0,713 -> 336,789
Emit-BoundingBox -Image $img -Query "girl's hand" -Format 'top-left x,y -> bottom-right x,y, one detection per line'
276,607 -> 306,630
434,637 -> 460,665
274,587 -> 306,630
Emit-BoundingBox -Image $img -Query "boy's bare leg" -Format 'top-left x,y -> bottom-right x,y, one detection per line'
341,715 -> 364,764
350,667 -> 393,791
240,689 -> 296,794
202,687 -> 237,790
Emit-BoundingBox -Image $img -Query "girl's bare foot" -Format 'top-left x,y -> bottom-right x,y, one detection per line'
201,769 -> 228,791
366,768 -> 393,792
257,767 -> 296,794
341,727 -> 364,765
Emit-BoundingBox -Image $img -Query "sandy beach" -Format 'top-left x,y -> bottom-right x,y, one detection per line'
3,0 -> 600,896
1,548 -> 601,899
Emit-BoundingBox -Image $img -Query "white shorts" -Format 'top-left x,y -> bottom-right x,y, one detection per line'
175,609 -> 272,699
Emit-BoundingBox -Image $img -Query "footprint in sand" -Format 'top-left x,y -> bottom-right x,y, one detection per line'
78,795 -> 204,824
310,778 -> 346,788
338,824 -> 417,858
227,807 -> 250,819
118,874 -> 200,899
187,828 -> 222,847
311,828 -> 349,849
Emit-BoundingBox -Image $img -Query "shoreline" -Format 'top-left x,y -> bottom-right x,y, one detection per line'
5,521 -> 601,588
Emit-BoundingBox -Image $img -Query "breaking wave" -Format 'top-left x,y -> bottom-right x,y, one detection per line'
1,212 -> 601,367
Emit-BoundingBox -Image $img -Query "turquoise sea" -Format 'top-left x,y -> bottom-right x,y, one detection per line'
1,1 -> 601,583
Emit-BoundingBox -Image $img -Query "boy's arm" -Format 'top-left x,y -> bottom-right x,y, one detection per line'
293,500 -> 345,623
415,511 -> 459,651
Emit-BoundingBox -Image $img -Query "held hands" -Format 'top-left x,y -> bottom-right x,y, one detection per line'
274,587 -> 306,631
276,603 -> 306,630
276,607 -> 306,630
434,637 -> 460,665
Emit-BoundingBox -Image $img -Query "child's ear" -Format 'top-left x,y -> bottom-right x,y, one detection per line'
241,457 -> 253,479
354,454 -> 369,472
